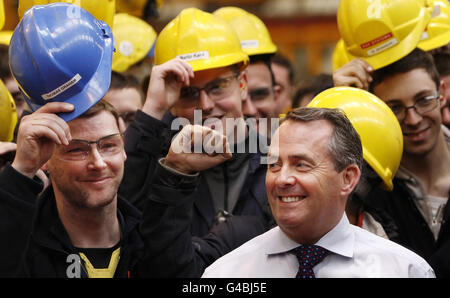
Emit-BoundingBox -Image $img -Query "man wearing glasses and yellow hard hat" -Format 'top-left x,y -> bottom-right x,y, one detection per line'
333,0 -> 450,277
120,7 -> 274,240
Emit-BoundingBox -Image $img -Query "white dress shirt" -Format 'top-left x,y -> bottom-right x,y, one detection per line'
202,215 -> 435,278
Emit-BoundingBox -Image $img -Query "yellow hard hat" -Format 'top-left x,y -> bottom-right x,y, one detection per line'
18,0 -> 116,29
332,39 -> 356,71
0,79 -> 17,142
213,6 -> 277,57
112,13 -> 157,72
418,0 -> 450,51
307,86 -> 403,191
337,0 -> 432,70
155,8 -> 249,72
0,0 -> 5,31
0,30 -> 12,46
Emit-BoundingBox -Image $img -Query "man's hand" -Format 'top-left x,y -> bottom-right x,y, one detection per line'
164,124 -> 232,174
142,58 -> 194,120
12,102 -> 73,178
333,58 -> 374,91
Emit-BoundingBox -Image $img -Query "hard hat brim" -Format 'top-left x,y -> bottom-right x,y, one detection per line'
418,30 -> 450,51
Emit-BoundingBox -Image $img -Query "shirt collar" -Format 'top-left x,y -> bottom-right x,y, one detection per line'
266,215 -> 354,258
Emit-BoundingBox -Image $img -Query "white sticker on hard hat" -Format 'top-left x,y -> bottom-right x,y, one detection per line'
119,41 -> 134,57
420,29 -> 429,41
432,4 -> 441,18
360,32 -> 398,56
41,74 -> 82,100
366,38 -> 398,56
241,40 -> 260,49
177,51 -> 210,62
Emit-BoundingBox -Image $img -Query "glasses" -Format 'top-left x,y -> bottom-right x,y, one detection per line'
180,73 -> 240,102
387,93 -> 441,122
57,133 -> 123,161
249,87 -> 273,101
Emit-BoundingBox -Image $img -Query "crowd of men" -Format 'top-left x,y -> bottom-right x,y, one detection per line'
0,0 -> 449,278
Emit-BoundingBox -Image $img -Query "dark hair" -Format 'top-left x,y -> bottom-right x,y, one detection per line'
109,71 -> 145,104
79,99 -> 121,130
282,107 -> 363,172
292,74 -> 334,108
432,52 -> 450,77
0,45 -> 12,81
249,53 -> 276,87
271,52 -> 294,85
370,48 -> 441,92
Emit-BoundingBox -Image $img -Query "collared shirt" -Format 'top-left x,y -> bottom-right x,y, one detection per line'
202,215 -> 435,278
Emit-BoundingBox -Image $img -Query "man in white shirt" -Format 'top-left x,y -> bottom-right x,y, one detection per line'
202,107 -> 435,278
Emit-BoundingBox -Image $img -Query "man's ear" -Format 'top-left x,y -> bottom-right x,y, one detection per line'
170,106 -> 177,117
239,71 -> 248,100
340,164 -> 361,197
440,79 -> 447,107
41,161 -> 49,172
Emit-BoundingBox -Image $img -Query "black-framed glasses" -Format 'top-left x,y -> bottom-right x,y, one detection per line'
57,133 -> 124,161
387,93 -> 441,122
180,73 -> 240,101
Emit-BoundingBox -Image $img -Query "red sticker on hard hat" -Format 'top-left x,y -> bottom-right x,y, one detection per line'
360,32 -> 398,56
360,32 -> 393,49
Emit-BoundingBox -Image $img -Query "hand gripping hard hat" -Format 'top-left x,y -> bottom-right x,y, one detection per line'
18,0 -> 116,29
112,13 -> 157,72
0,79 -> 17,142
418,0 -> 450,51
213,6 -> 277,57
9,3 -> 114,122
155,8 -> 249,72
332,39 -> 356,71
337,0 -> 432,70
307,87 -> 403,191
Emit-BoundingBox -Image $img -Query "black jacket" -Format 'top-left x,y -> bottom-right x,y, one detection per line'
363,178 -> 450,277
19,187 -> 145,277
119,110 -> 274,237
0,157 -> 265,277
140,161 -> 267,277
0,164 -> 39,277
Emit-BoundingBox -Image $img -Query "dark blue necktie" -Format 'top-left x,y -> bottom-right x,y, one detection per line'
291,244 -> 329,278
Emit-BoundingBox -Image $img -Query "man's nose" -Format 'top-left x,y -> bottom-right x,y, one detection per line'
199,90 -> 215,112
275,167 -> 296,187
242,96 -> 258,118
87,146 -> 107,170
403,107 -> 423,126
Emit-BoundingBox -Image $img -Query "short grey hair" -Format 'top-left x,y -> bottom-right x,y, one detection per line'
282,107 -> 363,172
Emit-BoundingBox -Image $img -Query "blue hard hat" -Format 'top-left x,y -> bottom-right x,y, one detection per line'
9,3 -> 114,122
